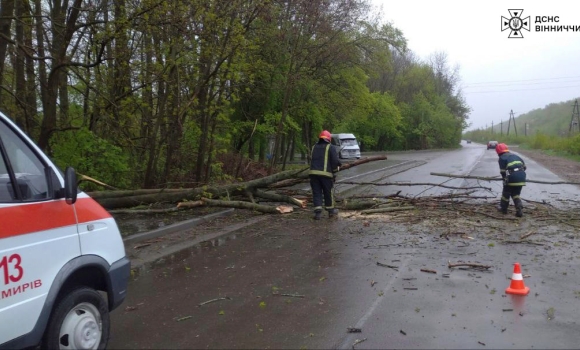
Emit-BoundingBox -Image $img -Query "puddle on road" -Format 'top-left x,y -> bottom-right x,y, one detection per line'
113,207 -> 227,237
135,232 -> 241,274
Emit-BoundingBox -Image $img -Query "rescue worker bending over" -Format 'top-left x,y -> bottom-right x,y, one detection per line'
496,143 -> 526,217
309,130 -> 341,220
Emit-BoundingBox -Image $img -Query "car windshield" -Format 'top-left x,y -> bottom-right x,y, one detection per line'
341,138 -> 358,146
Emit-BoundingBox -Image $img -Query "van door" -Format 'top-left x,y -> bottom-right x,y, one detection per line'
0,119 -> 80,344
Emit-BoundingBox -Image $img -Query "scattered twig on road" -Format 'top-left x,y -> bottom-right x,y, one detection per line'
520,231 -> 537,240
133,243 -> 151,249
502,240 -> 545,246
404,287 -> 418,290
440,232 -> 474,240
272,292 -> 305,298
478,341 -> 486,346
521,197 -> 555,207
400,330 -> 407,335
377,262 -> 399,270
347,327 -> 361,333
352,338 -> 367,349
197,297 -> 232,307
448,261 -> 492,270
175,315 -> 193,322
361,206 -> 415,214
420,268 -> 437,274
503,309 -> 513,312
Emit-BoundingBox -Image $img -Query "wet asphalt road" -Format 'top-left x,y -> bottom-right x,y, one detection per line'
108,142 -> 580,349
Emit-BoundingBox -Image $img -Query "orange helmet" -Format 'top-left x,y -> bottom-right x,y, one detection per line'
319,130 -> 331,142
496,143 -> 508,155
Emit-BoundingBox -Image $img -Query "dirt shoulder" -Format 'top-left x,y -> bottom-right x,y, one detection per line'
514,147 -> 580,182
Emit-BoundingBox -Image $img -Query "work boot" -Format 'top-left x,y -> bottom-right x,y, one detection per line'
328,208 -> 339,218
313,211 -> 322,220
514,199 -> 523,218
496,204 -> 507,214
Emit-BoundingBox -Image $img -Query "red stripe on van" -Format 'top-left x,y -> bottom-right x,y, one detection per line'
0,198 -> 112,238
75,197 -> 113,224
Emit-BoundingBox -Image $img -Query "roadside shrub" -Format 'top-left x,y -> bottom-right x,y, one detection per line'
50,128 -> 131,190
563,134 -> 580,155
529,133 -> 551,150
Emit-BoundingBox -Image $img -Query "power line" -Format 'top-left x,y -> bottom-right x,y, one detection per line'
463,84 -> 580,94
464,79 -> 580,89
464,75 -> 580,86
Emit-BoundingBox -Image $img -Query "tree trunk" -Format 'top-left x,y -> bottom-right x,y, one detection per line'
0,0 -> 15,108
13,0 -> 26,129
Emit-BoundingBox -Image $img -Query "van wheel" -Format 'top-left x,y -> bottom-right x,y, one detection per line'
42,287 -> 110,350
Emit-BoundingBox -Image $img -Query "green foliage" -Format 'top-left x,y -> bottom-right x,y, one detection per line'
4,0 -> 472,189
50,128 -> 131,190
339,92 -> 403,151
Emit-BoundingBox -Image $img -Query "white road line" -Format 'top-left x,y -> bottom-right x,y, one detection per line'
337,253 -> 415,349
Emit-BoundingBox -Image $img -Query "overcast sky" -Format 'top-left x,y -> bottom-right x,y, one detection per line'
371,0 -> 580,131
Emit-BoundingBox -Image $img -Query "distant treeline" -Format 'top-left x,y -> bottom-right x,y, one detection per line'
463,97 -> 580,158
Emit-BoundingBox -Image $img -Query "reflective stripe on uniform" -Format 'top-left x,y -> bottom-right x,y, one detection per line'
323,144 -> 330,173
507,160 -> 524,168
508,182 -> 525,186
309,170 -> 332,177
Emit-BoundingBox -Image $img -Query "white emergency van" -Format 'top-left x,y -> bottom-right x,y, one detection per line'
330,133 -> 361,159
0,112 -> 130,349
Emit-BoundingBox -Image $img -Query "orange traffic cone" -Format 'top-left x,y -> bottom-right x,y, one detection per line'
505,262 -> 530,295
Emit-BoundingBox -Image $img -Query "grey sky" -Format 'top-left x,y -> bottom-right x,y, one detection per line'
372,0 -> 580,131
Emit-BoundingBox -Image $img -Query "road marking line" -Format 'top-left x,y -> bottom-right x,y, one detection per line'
337,252 -> 415,349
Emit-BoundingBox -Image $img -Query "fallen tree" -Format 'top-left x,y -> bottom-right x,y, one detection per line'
91,155 -> 387,210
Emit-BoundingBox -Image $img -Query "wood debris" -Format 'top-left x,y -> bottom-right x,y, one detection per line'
376,262 -> 399,270
197,297 -> 232,307
448,261 -> 492,270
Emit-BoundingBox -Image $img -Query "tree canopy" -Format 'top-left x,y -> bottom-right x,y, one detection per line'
0,0 -> 470,189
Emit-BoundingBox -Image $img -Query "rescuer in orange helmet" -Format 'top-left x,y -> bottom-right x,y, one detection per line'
496,143 -> 527,217
309,130 -> 341,220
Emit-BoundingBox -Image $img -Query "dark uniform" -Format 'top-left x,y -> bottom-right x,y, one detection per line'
309,138 -> 341,219
498,151 -> 526,217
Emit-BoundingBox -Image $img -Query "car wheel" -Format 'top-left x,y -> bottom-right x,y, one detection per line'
42,287 -> 110,350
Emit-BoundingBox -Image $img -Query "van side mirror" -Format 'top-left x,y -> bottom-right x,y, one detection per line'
64,166 -> 77,204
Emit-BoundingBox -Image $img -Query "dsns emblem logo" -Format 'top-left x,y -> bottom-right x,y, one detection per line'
501,9 -> 530,38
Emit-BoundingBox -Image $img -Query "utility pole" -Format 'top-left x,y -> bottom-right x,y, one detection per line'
569,100 -> 580,134
500,120 -> 503,136
492,121 -> 494,134
507,110 -> 518,136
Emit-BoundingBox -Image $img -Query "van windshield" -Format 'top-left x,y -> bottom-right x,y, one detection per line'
341,138 -> 358,146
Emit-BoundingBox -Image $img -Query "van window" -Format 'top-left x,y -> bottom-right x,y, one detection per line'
0,121 -> 49,202
341,138 -> 358,146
